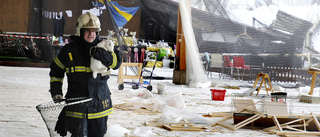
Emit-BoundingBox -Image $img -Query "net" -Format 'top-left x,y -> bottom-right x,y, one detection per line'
36,97 -> 92,137
179,0 -> 211,88
181,0 -> 320,84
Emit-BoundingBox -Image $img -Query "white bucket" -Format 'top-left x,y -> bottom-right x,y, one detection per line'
162,59 -> 170,68
157,83 -> 166,95
132,79 -> 139,83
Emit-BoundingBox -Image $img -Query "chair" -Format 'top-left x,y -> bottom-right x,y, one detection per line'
209,53 -> 223,79
222,55 -> 233,79
207,53 -> 223,78
233,56 -> 250,80
210,53 -> 223,68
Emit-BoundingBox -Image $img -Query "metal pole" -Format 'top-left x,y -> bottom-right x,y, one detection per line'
103,0 -> 125,47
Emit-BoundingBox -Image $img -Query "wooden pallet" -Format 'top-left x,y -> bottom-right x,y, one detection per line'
162,123 -> 218,132
213,99 -> 264,131
263,101 -> 320,136
117,63 -> 143,84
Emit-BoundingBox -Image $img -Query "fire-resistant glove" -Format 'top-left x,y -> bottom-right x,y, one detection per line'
53,94 -> 63,102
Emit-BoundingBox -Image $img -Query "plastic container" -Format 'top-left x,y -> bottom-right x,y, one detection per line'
157,83 -> 166,95
210,89 -> 226,101
162,59 -> 170,68
271,92 -> 287,103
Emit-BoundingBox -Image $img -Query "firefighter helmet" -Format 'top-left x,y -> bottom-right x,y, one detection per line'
76,12 -> 101,36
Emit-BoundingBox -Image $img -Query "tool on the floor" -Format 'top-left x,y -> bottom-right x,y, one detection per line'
242,73 -> 273,96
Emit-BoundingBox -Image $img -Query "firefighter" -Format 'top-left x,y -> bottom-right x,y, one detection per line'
49,12 -> 122,137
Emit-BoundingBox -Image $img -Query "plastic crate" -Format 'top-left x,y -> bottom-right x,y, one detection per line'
271,92 -> 287,103
210,89 -> 226,101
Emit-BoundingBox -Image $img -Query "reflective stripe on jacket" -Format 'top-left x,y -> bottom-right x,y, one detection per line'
65,108 -> 113,119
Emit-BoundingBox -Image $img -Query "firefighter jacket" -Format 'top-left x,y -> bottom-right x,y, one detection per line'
49,35 -> 122,120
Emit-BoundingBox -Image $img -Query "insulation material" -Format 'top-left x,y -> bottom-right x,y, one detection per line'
179,0 -> 211,88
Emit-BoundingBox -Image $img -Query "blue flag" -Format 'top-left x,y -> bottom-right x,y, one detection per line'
108,1 -> 140,27
92,0 -> 105,7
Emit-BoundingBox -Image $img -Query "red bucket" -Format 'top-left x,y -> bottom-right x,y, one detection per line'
210,89 -> 226,101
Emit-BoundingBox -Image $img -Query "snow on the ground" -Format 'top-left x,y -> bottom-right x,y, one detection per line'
0,66 -> 319,137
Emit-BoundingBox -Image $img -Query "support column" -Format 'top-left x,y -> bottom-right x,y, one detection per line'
173,7 -> 187,84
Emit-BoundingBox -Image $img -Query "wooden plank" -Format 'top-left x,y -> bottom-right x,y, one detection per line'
303,118 -> 307,131
213,115 -> 233,126
175,8 -> 181,62
264,118 -> 306,131
114,103 -> 155,111
264,124 -> 306,132
175,7 -> 183,70
267,115 -> 313,119
174,0 -> 190,71
173,4 -> 187,84
215,114 -> 263,131
162,124 -> 218,132
120,62 -> 143,67
216,122 -> 236,131
312,115 -> 320,131
145,121 -> 188,127
117,64 -> 123,83
309,71 -> 318,95
202,112 -> 232,117
173,69 -> 186,84
234,114 -> 262,130
121,75 -> 141,79
284,135 -> 319,137
284,126 -> 305,132
272,116 -> 283,131
277,131 -> 320,136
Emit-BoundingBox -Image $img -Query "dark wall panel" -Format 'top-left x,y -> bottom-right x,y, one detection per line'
0,0 -> 30,32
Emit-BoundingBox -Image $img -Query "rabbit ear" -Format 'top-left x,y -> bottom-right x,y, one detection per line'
92,72 -> 98,79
